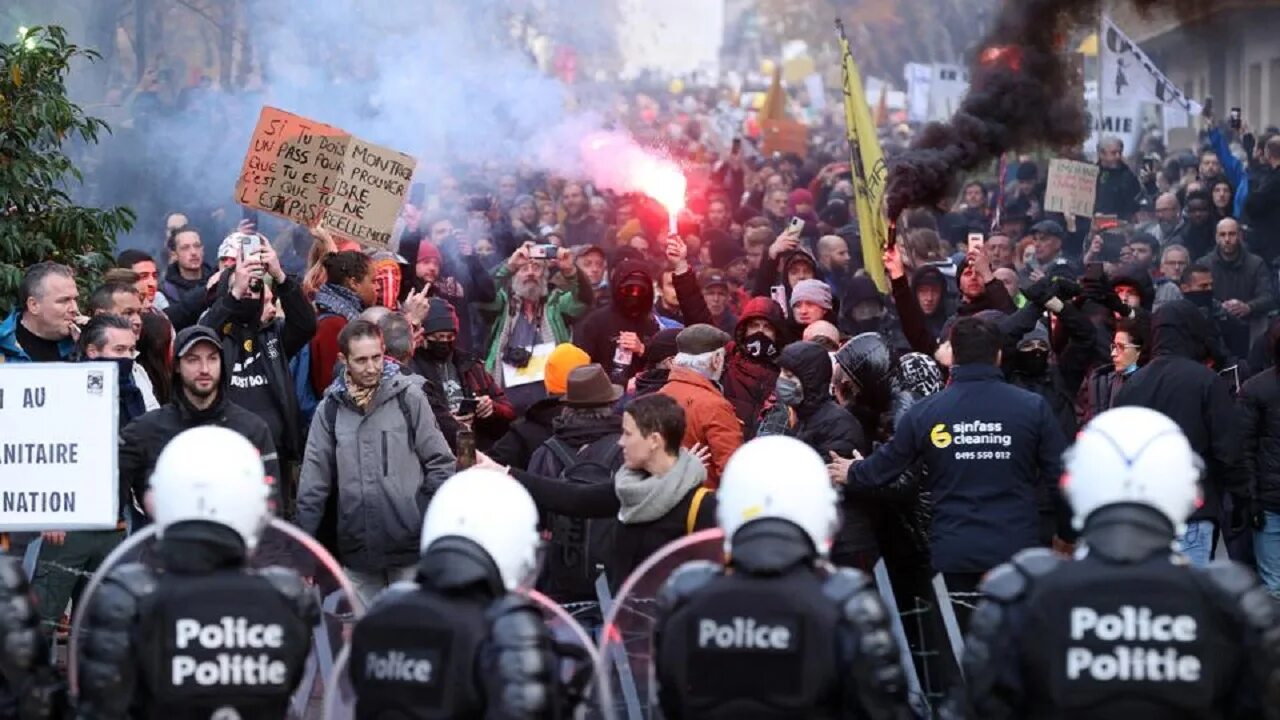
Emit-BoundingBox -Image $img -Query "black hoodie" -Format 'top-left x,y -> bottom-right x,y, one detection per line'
1114,300 -> 1248,524
572,260 -> 659,378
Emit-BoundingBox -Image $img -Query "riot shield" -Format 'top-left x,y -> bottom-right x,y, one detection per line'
322,587 -> 614,719
68,518 -> 363,719
596,528 -> 726,720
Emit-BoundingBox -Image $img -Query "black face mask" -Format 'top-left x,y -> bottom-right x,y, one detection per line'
1183,289 -> 1214,312
112,357 -> 136,383
425,340 -> 454,361
617,293 -> 649,318
742,332 -> 778,362
1014,347 -> 1050,378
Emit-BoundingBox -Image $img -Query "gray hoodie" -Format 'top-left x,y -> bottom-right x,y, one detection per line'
296,364 -> 456,572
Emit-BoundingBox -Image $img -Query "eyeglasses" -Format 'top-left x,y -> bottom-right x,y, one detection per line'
1110,342 -> 1138,353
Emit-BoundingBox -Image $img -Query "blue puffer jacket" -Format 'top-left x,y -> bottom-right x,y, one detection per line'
847,363 -> 1067,574
0,310 -> 74,363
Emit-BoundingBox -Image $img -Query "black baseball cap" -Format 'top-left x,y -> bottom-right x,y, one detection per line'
698,268 -> 730,290
173,325 -> 222,360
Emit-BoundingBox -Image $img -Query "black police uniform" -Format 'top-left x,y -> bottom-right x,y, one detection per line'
0,555 -> 64,719
950,504 -> 1280,720
652,519 -> 914,719
349,536 -> 585,720
75,522 -> 317,720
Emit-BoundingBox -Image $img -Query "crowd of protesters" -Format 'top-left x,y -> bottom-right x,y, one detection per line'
3,80 -> 1280,710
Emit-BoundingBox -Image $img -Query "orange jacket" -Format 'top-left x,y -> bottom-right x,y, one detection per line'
658,367 -> 744,489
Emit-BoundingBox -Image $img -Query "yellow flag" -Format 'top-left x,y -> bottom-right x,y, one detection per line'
837,21 -> 889,293
758,65 -> 787,122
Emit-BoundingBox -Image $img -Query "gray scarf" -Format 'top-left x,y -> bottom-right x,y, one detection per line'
614,449 -> 706,524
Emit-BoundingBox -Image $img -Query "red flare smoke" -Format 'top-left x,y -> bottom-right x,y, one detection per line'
979,45 -> 1024,72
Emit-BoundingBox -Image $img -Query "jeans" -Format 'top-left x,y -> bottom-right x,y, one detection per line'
344,565 -> 417,610
1254,511 -> 1280,597
1178,519 -> 1216,567
31,529 -> 126,627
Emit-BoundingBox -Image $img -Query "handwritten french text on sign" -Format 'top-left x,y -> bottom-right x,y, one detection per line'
0,364 -> 119,530
234,106 -> 417,250
1044,159 -> 1100,219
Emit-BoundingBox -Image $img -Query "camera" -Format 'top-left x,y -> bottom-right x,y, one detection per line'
1230,107 -> 1242,130
503,346 -> 533,368
529,244 -> 557,260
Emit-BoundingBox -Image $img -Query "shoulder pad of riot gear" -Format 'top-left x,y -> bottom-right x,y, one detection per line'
981,548 -> 1060,603
256,566 -> 321,625
484,594 -> 555,719
0,556 -> 67,720
656,560 -> 721,616
825,568 -> 910,714
78,564 -> 156,719
106,561 -> 158,599
1196,561 -> 1280,715
821,566 -> 874,604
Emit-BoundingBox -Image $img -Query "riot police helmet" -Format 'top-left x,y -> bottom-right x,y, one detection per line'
1063,406 -> 1202,534
717,436 -> 839,556
420,469 -> 540,591
150,426 -> 271,551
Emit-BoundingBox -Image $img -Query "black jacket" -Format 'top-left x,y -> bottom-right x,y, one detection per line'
1244,163 -> 1280,263
488,396 -> 562,469
160,261 -> 213,305
849,364 -> 1066,574
777,341 -> 868,457
119,368 -> 282,517
1241,362 -> 1280,512
1114,300 -> 1249,523
1094,163 -> 1144,220
198,273 -> 316,461
572,261 -> 660,377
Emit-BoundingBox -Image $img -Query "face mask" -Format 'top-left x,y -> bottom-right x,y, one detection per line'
742,332 -> 778,361
616,292 -> 649,318
1183,289 -> 1214,311
775,376 -> 804,406
1014,347 -> 1050,377
112,357 -> 136,382
425,340 -> 454,361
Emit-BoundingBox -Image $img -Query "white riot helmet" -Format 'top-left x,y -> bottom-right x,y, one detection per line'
150,426 -> 271,552
717,436 -> 839,556
1063,406 -> 1203,534
420,469 -> 540,591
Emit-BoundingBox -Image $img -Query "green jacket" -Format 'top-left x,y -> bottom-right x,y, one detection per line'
476,262 -> 591,373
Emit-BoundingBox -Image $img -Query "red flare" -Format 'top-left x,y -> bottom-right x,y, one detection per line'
980,45 -> 1024,73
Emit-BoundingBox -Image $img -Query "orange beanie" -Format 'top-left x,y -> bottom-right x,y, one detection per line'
544,343 -> 591,395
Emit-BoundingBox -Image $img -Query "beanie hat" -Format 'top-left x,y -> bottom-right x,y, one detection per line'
417,240 -> 442,264
643,328 -> 681,367
544,343 -> 591,395
423,299 -> 457,334
790,279 -> 834,310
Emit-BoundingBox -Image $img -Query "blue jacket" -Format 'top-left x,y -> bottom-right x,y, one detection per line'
0,310 -> 74,363
848,364 -> 1066,574
1206,127 -> 1248,219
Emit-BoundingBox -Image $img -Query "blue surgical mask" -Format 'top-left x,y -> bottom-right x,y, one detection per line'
775,376 -> 804,407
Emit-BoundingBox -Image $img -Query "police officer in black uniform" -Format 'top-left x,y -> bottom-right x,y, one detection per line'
0,552 -> 64,719
949,406 -> 1280,719
75,426 -> 318,719
653,436 -> 914,719
347,468 -> 587,719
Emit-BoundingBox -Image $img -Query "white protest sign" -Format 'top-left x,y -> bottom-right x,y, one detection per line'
0,363 -> 119,530
1084,80 -> 1143,160
1044,159 -> 1100,219
1100,16 -> 1201,115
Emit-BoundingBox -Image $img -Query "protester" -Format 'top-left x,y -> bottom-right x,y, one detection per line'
412,298 -> 515,450
309,250 -> 377,396
87,279 -> 160,410
0,262 -> 80,363
1113,300 -> 1250,565
160,225 -> 215,306
1094,136 -> 1144,219
116,248 -> 208,330
573,257 -> 658,383
1198,218 -> 1274,330
658,324 -> 743,487
119,325 -> 281,520
370,308 -> 460,452
295,319 -> 455,607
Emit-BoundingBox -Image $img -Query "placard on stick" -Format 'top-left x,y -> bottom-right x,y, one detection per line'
234,106 -> 417,250
1044,158 -> 1099,219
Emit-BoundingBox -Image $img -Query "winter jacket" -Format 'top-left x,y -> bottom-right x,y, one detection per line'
1094,163 -> 1144,220
199,274 -> 316,461
0,310 -> 74,363
572,261 -> 660,377
405,251 -> 498,355
412,348 -> 516,451
478,262 -> 592,375
1244,164 -> 1280,264
1241,366 -> 1280,513
486,397 -> 562,469
1196,248 -> 1276,318
1114,300 -> 1249,524
848,364 -> 1067,574
295,364 -> 456,573
160,261 -> 213,305
658,367 -> 743,489
609,450 -> 716,588
119,373 -> 281,517
1078,364 -> 1138,425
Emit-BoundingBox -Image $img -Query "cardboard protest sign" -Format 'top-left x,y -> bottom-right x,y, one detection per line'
0,364 -> 119,530
235,106 -> 417,250
1044,159 -> 1100,219
761,118 -> 809,157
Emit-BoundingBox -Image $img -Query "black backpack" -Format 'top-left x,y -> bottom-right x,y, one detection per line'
529,435 -> 623,604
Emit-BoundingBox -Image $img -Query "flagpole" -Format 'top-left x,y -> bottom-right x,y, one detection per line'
1097,8 -> 1105,159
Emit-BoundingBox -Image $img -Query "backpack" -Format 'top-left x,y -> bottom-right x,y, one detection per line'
530,435 -> 623,603
291,312 -> 336,427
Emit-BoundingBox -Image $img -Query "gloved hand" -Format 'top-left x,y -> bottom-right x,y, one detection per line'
1078,273 -> 1107,303
1052,277 -> 1082,303
1023,277 -> 1056,308
1227,493 -> 1253,536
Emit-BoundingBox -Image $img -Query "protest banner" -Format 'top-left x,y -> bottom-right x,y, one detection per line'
0,363 -> 119,530
1044,159 -> 1100,219
234,106 -> 417,250
1100,16 -> 1201,115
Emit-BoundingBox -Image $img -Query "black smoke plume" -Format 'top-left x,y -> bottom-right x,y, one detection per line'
884,0 -> 1209,220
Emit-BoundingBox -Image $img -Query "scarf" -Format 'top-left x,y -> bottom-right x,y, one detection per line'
615,449 -> 706,524
339,360 -> 401,412
314,283 -> 364,321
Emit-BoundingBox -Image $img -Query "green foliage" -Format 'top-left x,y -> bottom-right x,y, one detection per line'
0,25 -> 134,315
